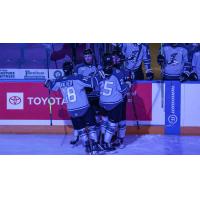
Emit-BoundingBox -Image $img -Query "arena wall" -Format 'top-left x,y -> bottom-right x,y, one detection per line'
0,80 -> 199,135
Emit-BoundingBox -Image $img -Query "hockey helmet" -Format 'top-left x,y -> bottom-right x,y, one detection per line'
102,53 -> 113,77
103,53 -> 113,67
63,61 -> 73,76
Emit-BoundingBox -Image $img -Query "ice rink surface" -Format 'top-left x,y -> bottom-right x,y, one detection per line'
0,134 -> 200,155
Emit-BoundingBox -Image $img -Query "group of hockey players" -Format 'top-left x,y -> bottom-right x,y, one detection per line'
45,43 -> 200,154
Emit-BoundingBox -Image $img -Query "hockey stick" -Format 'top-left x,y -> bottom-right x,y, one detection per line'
71,43 -> 77,65
50,44 -> 68,145
122,45 -> 141,130
117,45 -> 140,129
130,83 -> 140,129
160,43 -> 165,109
60,125 -> 70,146
51,44 -> 71,146
46,48 -> 53,126
51,43 -> 58,69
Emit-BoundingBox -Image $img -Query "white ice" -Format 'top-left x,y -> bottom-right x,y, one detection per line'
0,134 -> 200,155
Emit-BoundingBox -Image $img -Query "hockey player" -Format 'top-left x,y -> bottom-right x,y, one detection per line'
111,48 -> 130,148
97,48 -> 125,146
44,61 -> 100,154
74,48 -> 99,76
121,43 -> 154,80
74,48 -> 101,143
190,44 -> 200,80
97,53 -> 130,151
184,43 -> 200,81
157,43 -> 190,81
184,43 -> 200,65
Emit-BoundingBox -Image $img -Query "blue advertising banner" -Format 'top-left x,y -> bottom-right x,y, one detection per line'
165,81 -> 181,135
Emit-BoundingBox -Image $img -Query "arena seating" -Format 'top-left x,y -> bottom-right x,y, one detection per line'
0,43 -> 87,69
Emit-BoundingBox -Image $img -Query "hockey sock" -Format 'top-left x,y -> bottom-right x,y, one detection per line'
118,120 -> 126,139
88,126 -> 98,142
101,116 -> 108,135
79,129 -> 89,147
104,121 -> 118,145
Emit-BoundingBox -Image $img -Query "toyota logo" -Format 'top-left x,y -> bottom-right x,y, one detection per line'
9,96 -> 21,105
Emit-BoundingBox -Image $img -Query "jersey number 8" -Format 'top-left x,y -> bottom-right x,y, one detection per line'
67,87 -> 77,102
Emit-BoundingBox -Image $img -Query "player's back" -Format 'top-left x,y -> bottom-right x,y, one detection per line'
52,75 -> 91,115
99,69 -> 128,110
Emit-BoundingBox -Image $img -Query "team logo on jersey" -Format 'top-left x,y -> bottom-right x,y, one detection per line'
130,51 -> 138,62
168,53 -> 178,65
6,92 -> 24,110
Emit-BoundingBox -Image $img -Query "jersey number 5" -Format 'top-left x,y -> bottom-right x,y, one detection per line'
103,81 -> 113,96
67,87 -> 77,102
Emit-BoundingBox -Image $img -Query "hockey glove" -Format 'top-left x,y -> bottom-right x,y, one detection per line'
130,71 -> 135,81
146,71 -> 154,80
157,54 -> 165,66
44,79 -> 52,89
180,72 -> 189,82
189,72 -> 198,81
